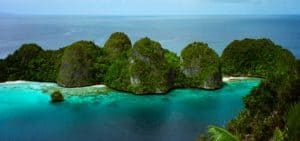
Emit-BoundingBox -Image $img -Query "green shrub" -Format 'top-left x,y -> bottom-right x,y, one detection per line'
286,103 -> 300,141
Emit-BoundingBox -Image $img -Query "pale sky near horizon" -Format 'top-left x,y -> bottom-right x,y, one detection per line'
0,0 -> 299,15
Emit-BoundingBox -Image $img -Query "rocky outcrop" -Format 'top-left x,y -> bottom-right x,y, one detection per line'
179,42 -> 222,89
127,37 -> 172,94
102,32 -> 132,91
203,72 -> 222,89
57,41 -> 101,87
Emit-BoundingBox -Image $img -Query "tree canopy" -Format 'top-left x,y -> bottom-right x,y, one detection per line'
57,41 -> 101,87
127,37 -> 171,94
179,42 -> 222,89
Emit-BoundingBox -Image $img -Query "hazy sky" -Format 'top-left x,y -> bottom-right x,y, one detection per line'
0,0 -> 299,15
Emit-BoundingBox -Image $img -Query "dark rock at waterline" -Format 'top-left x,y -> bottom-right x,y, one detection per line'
51,91 -> 64,103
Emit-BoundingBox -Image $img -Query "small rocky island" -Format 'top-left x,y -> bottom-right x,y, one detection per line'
51,91 -> 64,103
0,32 -> 296,95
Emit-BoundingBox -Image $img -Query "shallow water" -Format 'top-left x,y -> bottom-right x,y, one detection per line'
0,79 -> 260,141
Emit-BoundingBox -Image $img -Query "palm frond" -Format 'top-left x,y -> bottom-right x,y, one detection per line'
271,127 -> 284,141
207,125 -> 240,141
286,102 -> 300,141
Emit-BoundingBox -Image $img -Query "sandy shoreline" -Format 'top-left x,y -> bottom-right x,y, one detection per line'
0,78 -> 259,96
1,78 -> 255,86
1,80 -> 28,84
222,76 -> 254,82
1,80 -> 106,88
0,80 -> 109,96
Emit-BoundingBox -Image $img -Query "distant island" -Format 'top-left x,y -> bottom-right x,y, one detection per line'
0,32 -> 299,141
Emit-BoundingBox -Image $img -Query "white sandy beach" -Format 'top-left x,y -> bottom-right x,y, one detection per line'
222,77 -> 253,82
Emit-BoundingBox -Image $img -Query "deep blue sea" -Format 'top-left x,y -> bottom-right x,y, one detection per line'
0,79 -> 260,141
0,15 -> 300,58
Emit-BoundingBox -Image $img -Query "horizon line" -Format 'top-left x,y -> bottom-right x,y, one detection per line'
2,14 -> 300,17
1,12 -> 300,17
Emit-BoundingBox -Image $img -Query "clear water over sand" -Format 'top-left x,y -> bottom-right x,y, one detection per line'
0,78 -> 260,141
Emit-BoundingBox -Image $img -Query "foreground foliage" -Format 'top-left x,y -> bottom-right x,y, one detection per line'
207,126 -> 240,141
286,103 -> 300,141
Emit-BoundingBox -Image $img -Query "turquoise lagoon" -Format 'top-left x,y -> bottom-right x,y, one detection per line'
0,78 -> 260,141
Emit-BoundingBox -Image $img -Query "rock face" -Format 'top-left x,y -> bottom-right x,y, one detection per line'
179,42 -> 222,89
57,41 -> 100,87
127,37 -> 172,94
51,91 -> 64,103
